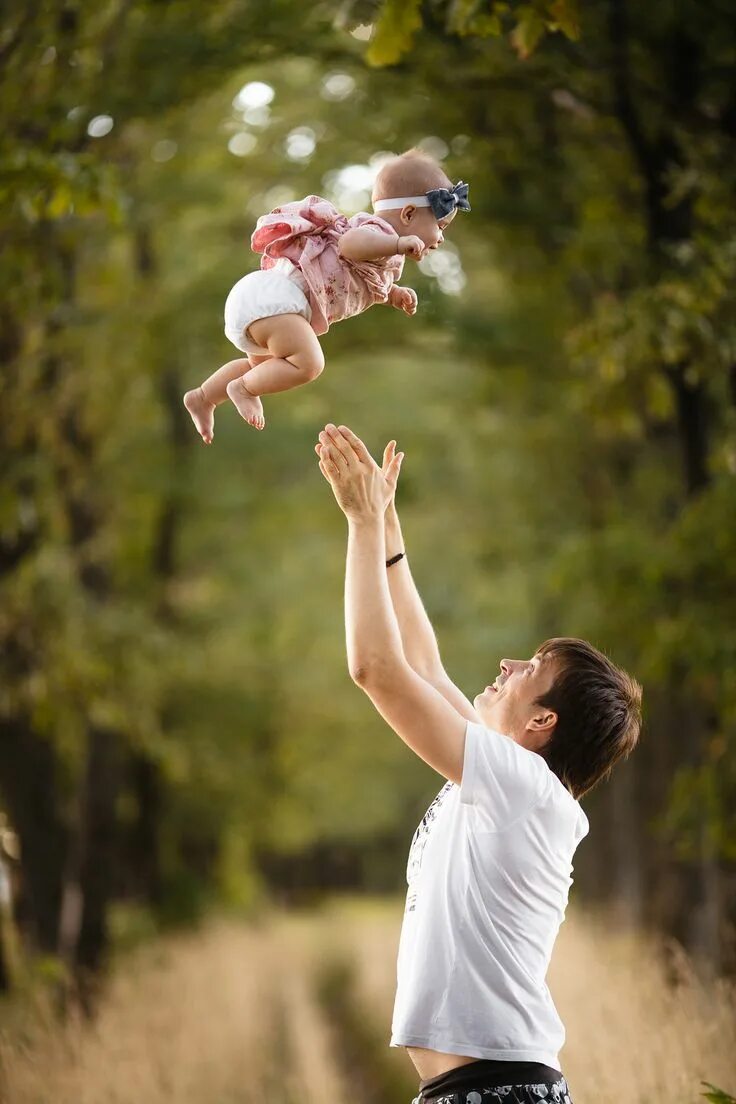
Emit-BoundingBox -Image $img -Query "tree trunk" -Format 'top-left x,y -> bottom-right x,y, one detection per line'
606,758 -> 643,926
0,857 -> 12,991
60,725 -> 123,1013
0,721 -> 68,955
127,753 -> 164,908
607,0 -> 728,971
75,728 -> 122,979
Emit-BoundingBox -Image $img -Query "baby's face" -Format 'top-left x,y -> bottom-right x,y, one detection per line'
403,205 -> 456,255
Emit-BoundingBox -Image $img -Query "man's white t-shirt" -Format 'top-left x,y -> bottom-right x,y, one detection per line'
390,719 -> 589,1070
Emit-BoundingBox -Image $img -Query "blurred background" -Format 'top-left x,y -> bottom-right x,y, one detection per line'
1,1 -> 736,1101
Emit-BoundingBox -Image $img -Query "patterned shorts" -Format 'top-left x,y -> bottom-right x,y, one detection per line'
414,1076 -> 573,1104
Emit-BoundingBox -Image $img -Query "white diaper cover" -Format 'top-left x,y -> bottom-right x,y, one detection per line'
223,258 -> 312,355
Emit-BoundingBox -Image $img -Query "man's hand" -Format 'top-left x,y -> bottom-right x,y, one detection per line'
397,235 -> 425,260
316,425 -> 403,521
389,285 -> 418,316
315,436 -> 402,513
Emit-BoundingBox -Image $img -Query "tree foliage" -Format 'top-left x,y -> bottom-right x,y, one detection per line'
1,0 -> 736,992
363,0 -> 580,64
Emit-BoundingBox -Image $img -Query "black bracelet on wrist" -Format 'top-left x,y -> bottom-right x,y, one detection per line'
386,551 -> 405,567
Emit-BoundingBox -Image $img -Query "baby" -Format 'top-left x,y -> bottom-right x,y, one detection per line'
184,149 -> 469,438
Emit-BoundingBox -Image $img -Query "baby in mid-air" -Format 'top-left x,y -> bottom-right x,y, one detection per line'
183,148 -> 469,437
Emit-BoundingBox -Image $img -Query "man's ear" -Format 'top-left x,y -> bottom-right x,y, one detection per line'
525,709 -> 557,754
527,708 -> 557,742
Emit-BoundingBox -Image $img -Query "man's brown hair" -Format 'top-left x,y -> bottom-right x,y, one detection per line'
535,638 -> 642,799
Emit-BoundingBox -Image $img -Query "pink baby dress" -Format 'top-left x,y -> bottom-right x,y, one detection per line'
251,196 -> 405,336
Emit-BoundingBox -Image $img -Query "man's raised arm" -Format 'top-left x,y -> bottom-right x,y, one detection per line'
315,428 -> 479,724
380,442 -> 479,723
316,424 -> 469,784
384,499 -> 479,723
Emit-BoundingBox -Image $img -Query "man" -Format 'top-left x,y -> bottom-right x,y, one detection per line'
315,423 -> 642,1104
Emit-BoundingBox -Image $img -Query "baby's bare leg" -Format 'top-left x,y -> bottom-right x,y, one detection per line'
226,314 -> 324,431
184,357 -> 255,444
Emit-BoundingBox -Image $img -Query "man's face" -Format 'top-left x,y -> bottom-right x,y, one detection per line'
473,653 -> 558,750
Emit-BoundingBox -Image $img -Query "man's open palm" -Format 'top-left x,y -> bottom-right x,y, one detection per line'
314,424 -> 403,519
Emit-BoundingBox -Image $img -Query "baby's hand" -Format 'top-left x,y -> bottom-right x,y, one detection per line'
390,286 -> 418,316
397,235 -> 425,260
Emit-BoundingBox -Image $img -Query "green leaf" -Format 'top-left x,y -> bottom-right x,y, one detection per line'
547,0 -> 581,41
447,0 -> 481,34
465,13 -> 503,36
447,0 -> 502,36
510,6 -> 547,58
366,0 -> 423,66
46,185 -> 73,220
701,1083 -> 736,1104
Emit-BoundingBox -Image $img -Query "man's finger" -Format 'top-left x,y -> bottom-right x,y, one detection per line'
320,434 -> 348,472
335,425 -> 373,465
323,424 -> 354,466
386,452 -> 404,491
320,445 -> 341,476
319,441 -> 339,469
382,440 -> 396,468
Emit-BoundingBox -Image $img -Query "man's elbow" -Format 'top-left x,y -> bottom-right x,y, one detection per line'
348,656 -> 392,689
349,661 -> 375,687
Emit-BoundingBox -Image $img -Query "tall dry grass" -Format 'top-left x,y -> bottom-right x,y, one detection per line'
0,913 -> 348,1104
1,898 -> 734,1104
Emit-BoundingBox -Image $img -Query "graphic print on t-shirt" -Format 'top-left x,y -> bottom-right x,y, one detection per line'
405,780 -> 454,913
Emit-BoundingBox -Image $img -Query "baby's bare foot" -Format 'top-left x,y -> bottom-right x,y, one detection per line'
226,376 -> 265,430
184,387 -> 215,444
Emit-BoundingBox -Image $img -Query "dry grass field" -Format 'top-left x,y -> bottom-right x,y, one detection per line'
0,897 -> 734,1104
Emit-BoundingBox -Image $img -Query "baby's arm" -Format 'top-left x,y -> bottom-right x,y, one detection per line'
339,228 -> 423,262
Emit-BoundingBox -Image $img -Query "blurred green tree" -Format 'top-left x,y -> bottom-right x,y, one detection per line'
1,0 -> 735,1001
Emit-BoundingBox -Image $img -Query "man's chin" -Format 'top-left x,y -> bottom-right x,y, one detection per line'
474,698 -> 495,725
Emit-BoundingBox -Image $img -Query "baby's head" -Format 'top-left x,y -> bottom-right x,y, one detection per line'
371,149 -> 468,255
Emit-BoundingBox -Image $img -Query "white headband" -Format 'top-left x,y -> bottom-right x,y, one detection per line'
372,196 -> 431,211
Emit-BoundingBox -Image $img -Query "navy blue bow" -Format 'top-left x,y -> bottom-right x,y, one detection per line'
426,181 -> 471,220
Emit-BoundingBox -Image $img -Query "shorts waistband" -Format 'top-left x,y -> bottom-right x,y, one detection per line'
414,1081 -> 568,1104
415,1068 -> 568,1104
420,1061 -> 563,1096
